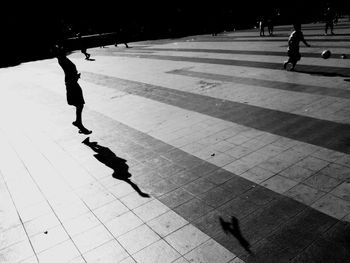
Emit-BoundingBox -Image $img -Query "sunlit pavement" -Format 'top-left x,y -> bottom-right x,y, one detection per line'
1,19 -> 350,263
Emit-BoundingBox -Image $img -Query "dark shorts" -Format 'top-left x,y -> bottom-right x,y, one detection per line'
65,81 -> 85,106
288,49 -> 301,62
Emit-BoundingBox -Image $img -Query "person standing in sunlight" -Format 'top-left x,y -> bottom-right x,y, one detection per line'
55,45 -> 92,135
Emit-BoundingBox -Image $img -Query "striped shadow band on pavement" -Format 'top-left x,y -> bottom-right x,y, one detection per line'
273,24 -> 350,31
82,72 -> 350,154
102,53 -> 350,77
234,24 -> 350,32
206,33 -> 350,38
140,48 -> 350,59
9,76 -> 349,263
82,105 -> 350,263
166,68 -> 350,99
187,38 -> 350,42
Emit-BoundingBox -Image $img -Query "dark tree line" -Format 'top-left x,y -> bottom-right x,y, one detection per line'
0,0 -> 348,67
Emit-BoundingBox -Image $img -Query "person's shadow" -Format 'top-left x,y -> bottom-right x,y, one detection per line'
219,216 -> 252,254
294,69 -> 350,78
83,137 -> 150,198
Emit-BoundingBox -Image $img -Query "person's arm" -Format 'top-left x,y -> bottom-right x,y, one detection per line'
287,32 -> 292,45
301,32 -> 311,47
303,40 -> 311,47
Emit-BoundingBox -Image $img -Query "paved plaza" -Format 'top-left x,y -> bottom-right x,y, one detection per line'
1,20 -> 350,263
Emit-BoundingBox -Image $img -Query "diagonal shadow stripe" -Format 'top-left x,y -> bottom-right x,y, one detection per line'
190,38 -> 350,42
13,77 -> 350,262
141,47 -> 349,59
279,44 -> 350,49
274,24 -> 350,30
229,24 -> 350,32
101,52 -> 350,77
83,108 -> 346,263
166,69 -> 350,99
232,24 -> 350,33
82,72 -> 350,154
220,33 -> 350,38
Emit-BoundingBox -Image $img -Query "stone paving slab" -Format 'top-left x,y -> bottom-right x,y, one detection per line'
1,20 -> 350,262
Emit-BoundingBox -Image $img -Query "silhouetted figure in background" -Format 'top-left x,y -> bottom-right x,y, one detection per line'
83,137 -> 150,197
267,18 -> 274,36
220,216 -> 252,254
55,45 -> 92,134
324,5 -> 335,35
283,23 -> 310,71
211,14 -> 220,36
99,33 -> 105,48
76,33 -> 91,60
115,28 -> 129,48
259,18 -> 265,36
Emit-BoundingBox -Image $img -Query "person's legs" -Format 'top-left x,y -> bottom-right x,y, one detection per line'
290,59 -> 297,70
284,55 -> 299,70
284,49 -> 293,69
290,53 -> 300,71
73,105 -> 92,134
283,57 -> 291,69
82,49 -> 90,59
74,105 -> 83,125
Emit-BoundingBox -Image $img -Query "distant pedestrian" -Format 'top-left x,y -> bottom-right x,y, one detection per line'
55,45 -> 92,134
115,27 -> 129,48
259,19 -> 265,36
283,23 -> 311,71
324,6 -> 335,35
77,33 -> 91,60
267,18 -> 274,36
99,33 -> 105,48
211,16 -> 220,36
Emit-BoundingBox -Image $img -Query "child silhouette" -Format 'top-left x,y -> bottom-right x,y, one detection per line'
283,23 -> 311,71
55,45 -> 92,134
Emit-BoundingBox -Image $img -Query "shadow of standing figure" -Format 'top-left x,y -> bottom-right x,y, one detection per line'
219,216 -> 252,254
55,45 -> 92,135
82,137 -> 150,198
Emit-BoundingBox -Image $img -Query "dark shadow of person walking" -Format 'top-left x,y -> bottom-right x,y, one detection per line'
219,216 -> 252,254
82,137 -> 150,198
